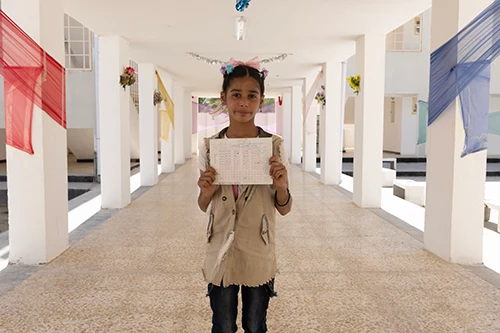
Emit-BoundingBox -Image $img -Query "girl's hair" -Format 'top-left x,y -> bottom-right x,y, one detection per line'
222,65 -> 265,95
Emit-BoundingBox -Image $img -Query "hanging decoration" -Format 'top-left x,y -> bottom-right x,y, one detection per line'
347,75 -> 360,95
119,66 -> 136,90
153,90 -> 164,106
315,85 -> 326,107
428,1 -> 500,157
236,0 -> 251,12
278,96 -> 283,106
188,52 -> 289,66
0,10 -> 66,155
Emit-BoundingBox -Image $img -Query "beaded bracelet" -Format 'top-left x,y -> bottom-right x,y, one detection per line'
275,188 -> 291,207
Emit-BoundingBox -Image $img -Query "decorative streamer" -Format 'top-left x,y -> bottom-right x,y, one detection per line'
155,71 -> 175,142
428,1 -> 500,157
303,70 -> 324,124
0,10 -> 66,155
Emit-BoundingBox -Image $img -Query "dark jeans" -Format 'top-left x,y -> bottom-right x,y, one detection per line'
207,281 -> 277,333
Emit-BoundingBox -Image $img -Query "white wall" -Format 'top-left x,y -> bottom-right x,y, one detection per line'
344,97 -> 355,124
345,10 -> 431,99
67,129 -> 94,160
383,97 -> 402,153
66,71 -> 96,128
66,71 -> 96,160
488,96 -> 500,156
491,59 -> 500,95
400,96 -> 418,155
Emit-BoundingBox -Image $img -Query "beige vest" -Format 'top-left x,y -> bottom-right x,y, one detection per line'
202,127 -> 284,287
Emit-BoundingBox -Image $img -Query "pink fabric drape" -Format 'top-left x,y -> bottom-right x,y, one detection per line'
0,10 -> 66,154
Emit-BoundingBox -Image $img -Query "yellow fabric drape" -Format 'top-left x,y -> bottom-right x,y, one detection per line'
155,71 -> 175,141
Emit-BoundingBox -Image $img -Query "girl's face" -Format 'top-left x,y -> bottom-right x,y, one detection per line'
221,76 -> 264,124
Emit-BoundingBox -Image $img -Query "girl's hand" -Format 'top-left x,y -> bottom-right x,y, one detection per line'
198,166 -> 218,198
269,156 -> 288,190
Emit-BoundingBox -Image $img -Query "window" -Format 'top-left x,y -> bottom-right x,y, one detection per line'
64,14 -> 93,70
386,15 -> 423,52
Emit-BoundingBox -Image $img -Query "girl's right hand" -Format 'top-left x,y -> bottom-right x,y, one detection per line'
198,166 -> 218,197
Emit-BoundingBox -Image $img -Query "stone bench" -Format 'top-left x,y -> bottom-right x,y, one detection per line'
484,200 -> 500,232
382,168 -> 396,187
393,179 -> 426,207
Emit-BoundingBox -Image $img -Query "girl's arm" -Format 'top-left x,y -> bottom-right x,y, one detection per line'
197,167 -> 218,212
275,186 -> 292,216
269,155 -> 292,215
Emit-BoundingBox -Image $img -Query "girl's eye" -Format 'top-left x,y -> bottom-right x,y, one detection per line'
249,94 -> 257,99
232,93 -> 240,98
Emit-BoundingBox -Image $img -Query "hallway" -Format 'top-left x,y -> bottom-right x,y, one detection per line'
0,158 -> 499,332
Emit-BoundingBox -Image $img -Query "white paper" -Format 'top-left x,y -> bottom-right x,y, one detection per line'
210,138 -> 273,185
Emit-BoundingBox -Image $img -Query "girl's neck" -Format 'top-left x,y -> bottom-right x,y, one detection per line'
226,122 -> 259,138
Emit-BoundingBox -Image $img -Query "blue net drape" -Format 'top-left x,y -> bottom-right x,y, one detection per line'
428,0 -> 500,157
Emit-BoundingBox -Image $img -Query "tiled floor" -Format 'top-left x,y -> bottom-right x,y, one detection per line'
0,159 -> 500,332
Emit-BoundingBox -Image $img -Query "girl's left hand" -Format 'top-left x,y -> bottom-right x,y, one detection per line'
269,156 -> 288,189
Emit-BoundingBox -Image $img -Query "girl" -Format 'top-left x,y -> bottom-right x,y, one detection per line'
197,61 -> 292,333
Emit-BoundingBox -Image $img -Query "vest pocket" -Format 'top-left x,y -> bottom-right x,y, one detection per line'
261,214 -> 270,245
207,213 -> 214,243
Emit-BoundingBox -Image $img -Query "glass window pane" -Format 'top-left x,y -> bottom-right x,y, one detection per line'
70,42 -> 85,55
71,56 -> 84,69
69,16 -> 81,27
70,27 -> 84,41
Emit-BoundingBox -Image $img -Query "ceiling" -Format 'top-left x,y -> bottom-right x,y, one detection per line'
64,0 -> 431,94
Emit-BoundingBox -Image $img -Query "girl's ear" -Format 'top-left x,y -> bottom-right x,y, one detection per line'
220,92 -> 226,104
260,95 -> 265,108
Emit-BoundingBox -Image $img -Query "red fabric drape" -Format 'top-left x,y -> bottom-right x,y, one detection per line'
0,10 -> 66,155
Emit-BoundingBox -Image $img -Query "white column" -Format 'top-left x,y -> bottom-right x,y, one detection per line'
138,63 -> 158,186
4,0 -> 68,264
302,77 -> 317,172
424,0 -> 491,264
353,35 -> 386,208
173,83 -> 185,165
291,86 -> 302,164
321,62 -> 344,185
161,136 -> 175,173
282,91 -> 292,161
98,36 -> 131,208
184,91 -> 192,159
